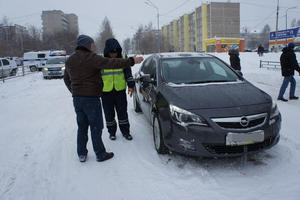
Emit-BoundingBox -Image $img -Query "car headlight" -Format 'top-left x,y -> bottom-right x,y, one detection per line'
270,99 -> 279,118
61,66 -> 65,70
43,68 -> 48,71
169,104 -> 208,126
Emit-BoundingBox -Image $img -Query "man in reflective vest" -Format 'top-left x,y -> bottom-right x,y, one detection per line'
101,38 -> 135,140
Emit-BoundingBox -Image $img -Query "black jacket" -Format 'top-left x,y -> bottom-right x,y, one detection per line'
280,47 -> 300,77
258,45 -> 264,54
103,38 -> 135,89
228,49 -> 241,71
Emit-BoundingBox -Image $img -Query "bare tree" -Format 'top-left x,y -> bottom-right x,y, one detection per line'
297,19 -> 300,27
0,16 -> 12,26
260,24 -> 271,48
123,38 -> 131,55
95,17 -> 114,53
132,23 -> 157,54
291,18 -> 297,27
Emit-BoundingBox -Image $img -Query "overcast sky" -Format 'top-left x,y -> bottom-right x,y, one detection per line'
1,0 -> 299,42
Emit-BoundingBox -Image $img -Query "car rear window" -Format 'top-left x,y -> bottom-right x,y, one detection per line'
161,57 -> 240,84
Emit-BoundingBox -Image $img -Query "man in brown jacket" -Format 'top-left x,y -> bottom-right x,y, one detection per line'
64,34 -> 143,162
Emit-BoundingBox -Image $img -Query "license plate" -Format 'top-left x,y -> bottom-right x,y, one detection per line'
49,71 -> 61,75
226,130 -> 264,146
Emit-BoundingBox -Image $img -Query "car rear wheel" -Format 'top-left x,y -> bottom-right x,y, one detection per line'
10,69 -> 17,76
133,90 -> 142,113
153,114 -> 168,154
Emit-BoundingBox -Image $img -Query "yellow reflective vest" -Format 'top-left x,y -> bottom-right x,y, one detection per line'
101,55 -> 126,92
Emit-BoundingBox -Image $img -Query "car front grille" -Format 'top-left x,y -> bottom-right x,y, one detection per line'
48,67 -> 61,71
203,136 -> 277,154
211,113 -> 267,130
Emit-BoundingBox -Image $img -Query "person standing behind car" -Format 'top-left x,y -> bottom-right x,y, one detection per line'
101,38 -> 134,141
258,44 -> 264,57
64,35 -> 143,162
228,45 -> 241,71
277,43 -> 300,102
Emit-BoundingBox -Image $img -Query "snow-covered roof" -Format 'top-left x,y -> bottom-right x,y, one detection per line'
154,52 -> 212,58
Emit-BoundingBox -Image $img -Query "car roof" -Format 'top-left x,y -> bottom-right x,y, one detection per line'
153,52 -> 214,59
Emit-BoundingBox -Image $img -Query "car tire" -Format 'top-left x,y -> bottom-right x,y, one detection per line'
30,66 -> 37,72
133,90 -> 142,113
153,114 -> 169,154
10,69 -> 17,76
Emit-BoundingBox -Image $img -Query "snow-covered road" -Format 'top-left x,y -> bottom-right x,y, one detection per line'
0,52 -> 299,200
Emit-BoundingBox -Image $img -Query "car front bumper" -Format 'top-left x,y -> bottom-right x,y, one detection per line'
162,113 -> 281,157
42,70 -> 64,78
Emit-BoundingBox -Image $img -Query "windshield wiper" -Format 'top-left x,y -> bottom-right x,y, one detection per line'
185,80 -> 234,84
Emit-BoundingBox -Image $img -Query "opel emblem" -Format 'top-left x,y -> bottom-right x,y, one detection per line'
240,116 -> 249,127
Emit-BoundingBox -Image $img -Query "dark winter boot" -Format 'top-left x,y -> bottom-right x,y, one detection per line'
97,152 -> 114,162
109,133 -> 116,140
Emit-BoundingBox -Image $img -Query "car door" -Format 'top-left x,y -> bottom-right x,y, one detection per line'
0,59 -> 10,77
136,56 -> 157,122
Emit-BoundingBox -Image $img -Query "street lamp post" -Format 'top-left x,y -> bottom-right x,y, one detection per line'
285,6 -> 297,46
145,0 -> 160,53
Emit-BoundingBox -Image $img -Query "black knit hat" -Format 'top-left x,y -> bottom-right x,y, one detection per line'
76,35 -> 94,49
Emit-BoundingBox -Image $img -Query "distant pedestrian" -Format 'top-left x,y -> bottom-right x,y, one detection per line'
228,45 -> 241,71
64,34 -> 143,162
277,43 -> 300,102
101,38 -> 135,141
258,44 -> 264,57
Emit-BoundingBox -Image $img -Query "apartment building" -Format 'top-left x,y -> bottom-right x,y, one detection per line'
162,2 -> 242,52
42,10 -> 78,37
0,24 -> 27,41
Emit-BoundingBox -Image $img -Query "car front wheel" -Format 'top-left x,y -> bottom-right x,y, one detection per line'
153,114 -> 168,154
30,66 -> 37,72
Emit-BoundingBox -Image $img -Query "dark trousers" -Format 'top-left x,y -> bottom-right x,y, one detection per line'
101,90 -> 130,136
73,96 -> 107,159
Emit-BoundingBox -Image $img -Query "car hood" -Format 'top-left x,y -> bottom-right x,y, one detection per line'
161,81 -> 271,110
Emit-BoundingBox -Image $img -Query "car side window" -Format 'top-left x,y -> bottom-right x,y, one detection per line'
0,60 -> 2,66
141,57 -> 152,74
2,59 -> 9,66
149,59 -> 157,79
38,54 -> 45,58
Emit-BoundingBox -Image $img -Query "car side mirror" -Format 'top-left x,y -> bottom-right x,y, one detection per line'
140,74 -> 151,82
140,74 -> 156,87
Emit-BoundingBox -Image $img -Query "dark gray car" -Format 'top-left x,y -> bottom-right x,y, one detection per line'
133,52 -> 281,157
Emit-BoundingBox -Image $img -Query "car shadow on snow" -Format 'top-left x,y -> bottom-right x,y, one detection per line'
158,149 -> 277,171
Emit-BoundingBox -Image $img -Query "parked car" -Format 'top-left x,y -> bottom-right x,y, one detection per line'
133,52 -> 281,157
42,56 -> 67,79
294,46 -> 300,52
0,58 -> 18,78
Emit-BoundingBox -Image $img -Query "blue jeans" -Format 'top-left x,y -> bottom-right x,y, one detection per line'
278,76 -> 296,99
73,96 -> 107,159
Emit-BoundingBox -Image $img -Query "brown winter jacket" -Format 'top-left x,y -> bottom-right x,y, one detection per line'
64,47 -> 135,97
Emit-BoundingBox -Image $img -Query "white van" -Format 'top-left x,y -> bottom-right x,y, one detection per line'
23,50 -> 66,72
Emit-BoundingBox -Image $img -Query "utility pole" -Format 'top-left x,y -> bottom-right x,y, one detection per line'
145,0 -> 160,53
274,0 -> 279,52
285,6 -> 297,45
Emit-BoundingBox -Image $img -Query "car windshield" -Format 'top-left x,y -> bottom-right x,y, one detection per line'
46,57 -> 66,64
161,57 -> 240,84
